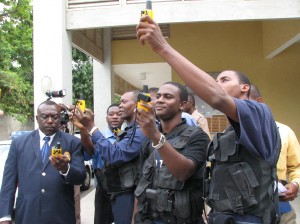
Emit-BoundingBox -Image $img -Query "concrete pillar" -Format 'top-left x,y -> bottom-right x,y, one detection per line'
93,28 -> 113,130
33,0 -> 72,128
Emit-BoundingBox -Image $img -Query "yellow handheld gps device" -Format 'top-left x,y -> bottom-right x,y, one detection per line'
77,94 -> 86,112
137,85 -> 151,112
141,0 -> 154,19
52,142 -> 62,157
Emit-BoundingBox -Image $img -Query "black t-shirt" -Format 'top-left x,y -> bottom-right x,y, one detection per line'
140,120 -> 210,179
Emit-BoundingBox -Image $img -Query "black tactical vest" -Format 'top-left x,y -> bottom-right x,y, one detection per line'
94,129 -> 139,193
135,124 -> 206,224
206,126 -> 280,223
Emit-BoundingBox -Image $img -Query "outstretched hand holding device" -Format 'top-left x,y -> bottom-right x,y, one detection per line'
137,15 -> 169,53
135,100 -> 157,139
73,106 -> 95,132
137,85 -> 151,112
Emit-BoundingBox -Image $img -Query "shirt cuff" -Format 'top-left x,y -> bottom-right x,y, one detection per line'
59,163 -> 70,176
91,130 -> 102,144
0,215 -> 11,221
88,126 -> 98,136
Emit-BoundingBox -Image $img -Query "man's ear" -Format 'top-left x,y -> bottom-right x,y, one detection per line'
179,101 -> 187,111
256,97 -> 263,103
241,83 -> 250,94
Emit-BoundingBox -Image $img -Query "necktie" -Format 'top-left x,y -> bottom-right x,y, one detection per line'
41,136 -> 50,163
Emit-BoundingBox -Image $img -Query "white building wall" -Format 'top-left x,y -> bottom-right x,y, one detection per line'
33,0 -> 73,128
93,28 -> 113,131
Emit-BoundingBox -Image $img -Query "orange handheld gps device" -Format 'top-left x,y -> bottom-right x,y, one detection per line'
137,85 -> 151,112
141,0 -> 154,19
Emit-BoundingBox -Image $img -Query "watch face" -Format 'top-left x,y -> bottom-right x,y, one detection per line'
152,133 -> 166,150
160,134 -> 166,144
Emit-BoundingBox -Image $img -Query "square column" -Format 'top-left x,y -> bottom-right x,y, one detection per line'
33,0 -> 72,127
93,28 -> 113,130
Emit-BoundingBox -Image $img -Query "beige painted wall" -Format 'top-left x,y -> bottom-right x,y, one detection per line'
112,20 -> 300,138
262,19 -> 300,57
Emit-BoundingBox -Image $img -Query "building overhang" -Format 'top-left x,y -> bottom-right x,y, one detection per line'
66,0 -> 300,30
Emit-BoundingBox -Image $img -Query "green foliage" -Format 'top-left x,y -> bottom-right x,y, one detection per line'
72,48 -> 94,110
0,70 -> 33,123
0,0 -> 34,123
114,94 -> 121,104
0,0 -> 33,81
0,2 -> 95,123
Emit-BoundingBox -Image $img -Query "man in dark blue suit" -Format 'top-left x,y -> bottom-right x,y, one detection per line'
0,100 -> 86,224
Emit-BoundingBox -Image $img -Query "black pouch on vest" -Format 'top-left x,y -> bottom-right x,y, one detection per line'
226,162 -> 259,211
152,189 -> 172,213
119,162 -> 135,188
135,159 -> 153,197
135,159 -> 154,213
174,190 -> 190,219
98,167 -> 122,192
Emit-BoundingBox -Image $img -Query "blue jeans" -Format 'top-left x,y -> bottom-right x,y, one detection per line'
111,191 -> 134,224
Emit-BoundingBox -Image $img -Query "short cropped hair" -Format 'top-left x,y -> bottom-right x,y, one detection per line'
164,82 -> 188,102
125,90 -> 141,103
38,100 -> 58,110
107,103 -> 120,114
233,70 -> 251,97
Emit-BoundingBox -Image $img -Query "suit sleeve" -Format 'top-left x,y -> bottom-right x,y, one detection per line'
0,140 -> 18,218
62,137 -> 86,185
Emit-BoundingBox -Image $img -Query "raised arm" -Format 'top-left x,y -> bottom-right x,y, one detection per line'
72,117 -> 95,156
136,16 -> 238,121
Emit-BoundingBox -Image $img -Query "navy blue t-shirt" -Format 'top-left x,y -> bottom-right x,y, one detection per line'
229,98 -> 279,165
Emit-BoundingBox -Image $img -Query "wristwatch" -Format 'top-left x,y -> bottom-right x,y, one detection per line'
151,133 -> 166,150
88,126 -> 98,136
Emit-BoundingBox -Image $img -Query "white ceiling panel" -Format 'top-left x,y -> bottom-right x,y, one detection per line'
112,62 -> 172,90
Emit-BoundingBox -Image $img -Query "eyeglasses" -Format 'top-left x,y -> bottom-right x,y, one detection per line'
39,114 -> 60,121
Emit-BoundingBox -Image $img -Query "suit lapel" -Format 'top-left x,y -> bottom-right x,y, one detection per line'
32,130 -> 44,168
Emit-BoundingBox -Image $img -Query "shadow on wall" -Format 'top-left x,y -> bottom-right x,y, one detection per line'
0,116 -> 34,141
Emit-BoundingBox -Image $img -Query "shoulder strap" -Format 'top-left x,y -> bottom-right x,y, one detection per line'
116,130 -> 127,142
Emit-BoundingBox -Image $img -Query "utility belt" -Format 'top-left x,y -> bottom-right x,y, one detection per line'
94,159 -> 138,194
137,188 -> 193,223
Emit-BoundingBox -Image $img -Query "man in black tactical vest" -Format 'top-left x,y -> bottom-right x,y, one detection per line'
137,16 -> 281,223
135,82 -> 210,224
74,90 -> 147,224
